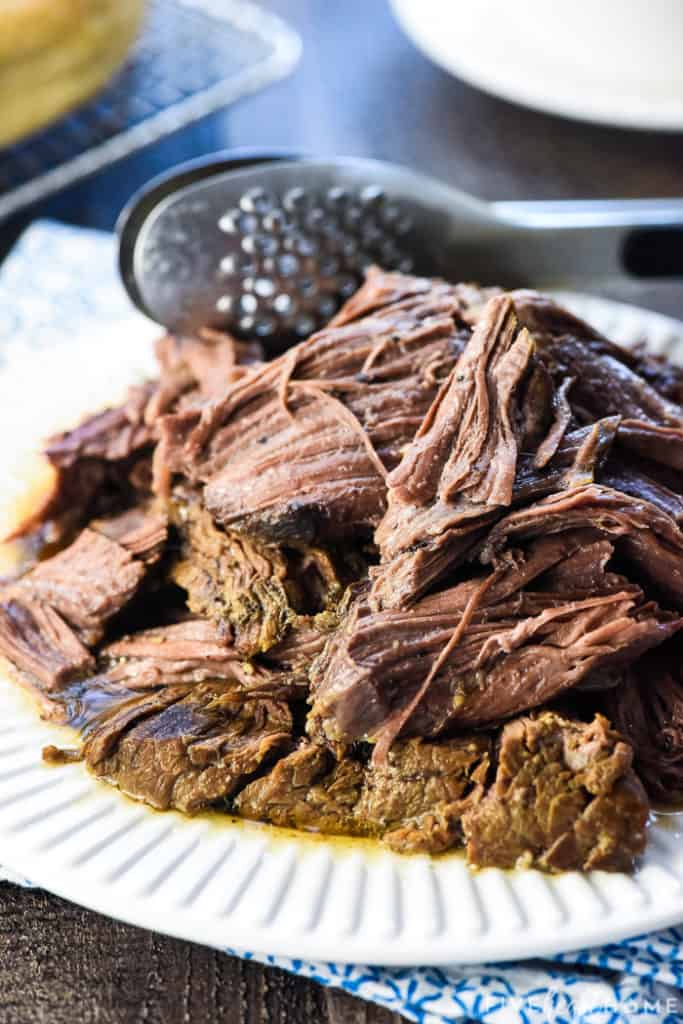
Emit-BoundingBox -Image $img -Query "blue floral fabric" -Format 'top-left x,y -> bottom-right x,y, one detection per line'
231,934 -> 683,1023
2,221 -> 683,1024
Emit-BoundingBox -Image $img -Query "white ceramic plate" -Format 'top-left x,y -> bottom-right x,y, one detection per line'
390,0 -> 683,131
1,292 -> 683,965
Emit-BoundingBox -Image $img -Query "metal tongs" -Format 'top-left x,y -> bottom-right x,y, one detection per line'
118,150 -> 683,349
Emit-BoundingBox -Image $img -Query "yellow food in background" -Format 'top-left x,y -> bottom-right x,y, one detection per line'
0,452 -> 56,575
0,0 -> 145,148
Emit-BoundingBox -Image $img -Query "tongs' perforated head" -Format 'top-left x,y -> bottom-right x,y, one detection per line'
211,182 -> 414,339
118,155 -> 468,349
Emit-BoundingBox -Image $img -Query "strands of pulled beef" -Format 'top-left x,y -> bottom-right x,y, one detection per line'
6,269 -> 683,874
102,619 -> 286,694
600,637 -> 683,803
479,483 -> 683,606
5,516 -> 167,646
372,294 -> 592,609
310,531 -> 681,749
0,507 -> 168,709
0,597 -> 94,696
154,273 -> 485,543
304,282 -> 683,782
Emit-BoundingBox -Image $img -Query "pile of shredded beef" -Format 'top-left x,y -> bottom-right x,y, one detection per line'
4,268 -> 683,874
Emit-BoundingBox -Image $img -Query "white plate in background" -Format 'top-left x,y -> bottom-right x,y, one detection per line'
1,293 -> 683,965
390,0 -> 683,131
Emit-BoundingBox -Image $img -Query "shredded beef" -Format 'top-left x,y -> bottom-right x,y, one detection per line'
373,295 -> 536,607
235,733 -> 490,853
0,597 -> 94,693
82,682 -> 293,813
102,619 -> 283,694
311,532 -> 681,747
602,639 -> 683,802
169,499 -> 349,656
10,331 -> 262,548
480,483 -> 683,607
514,418 -> 619,504
8,269 -> 683,872
385,295 -> 533,507
262,620 -> 336,695
629,345 -> 683,405
600,459 -> 683,524
170,501 -> 296,653
330,266 -> 501,330
147,329 -> 263,421
530,334 -> 683,428
156,275 -> 465,542
45,384 -> 155,471
5,528 -> 149,646
90,505 -> 168,564
461,712 -> 648,872
616,419 -> 683,471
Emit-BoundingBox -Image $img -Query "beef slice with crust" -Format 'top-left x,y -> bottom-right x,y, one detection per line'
235,733 -> 491,854
461,712 -> 649,872
81,682 -> 293,813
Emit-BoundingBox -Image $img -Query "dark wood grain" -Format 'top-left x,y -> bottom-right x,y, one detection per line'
0,884 -> 404,1024
2,0 -> 683,1020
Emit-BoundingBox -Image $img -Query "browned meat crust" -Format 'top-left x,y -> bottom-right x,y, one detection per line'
461,712 -> 648,872
83,683 -> 293,813
235,733 -> 490,854
236,710 -> 648,871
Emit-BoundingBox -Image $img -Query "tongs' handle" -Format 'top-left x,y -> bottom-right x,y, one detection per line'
493,198 -> 683,279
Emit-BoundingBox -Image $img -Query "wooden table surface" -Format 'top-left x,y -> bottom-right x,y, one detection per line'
1,2 -> 683,1022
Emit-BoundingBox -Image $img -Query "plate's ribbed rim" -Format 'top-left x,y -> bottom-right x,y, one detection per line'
1,292 -> 683,965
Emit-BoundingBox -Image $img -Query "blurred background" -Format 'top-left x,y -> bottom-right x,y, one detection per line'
1,0 -> 682,315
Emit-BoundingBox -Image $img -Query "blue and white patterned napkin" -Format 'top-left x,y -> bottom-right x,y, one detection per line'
1,220 -> 683,1024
